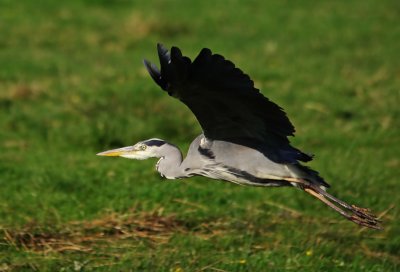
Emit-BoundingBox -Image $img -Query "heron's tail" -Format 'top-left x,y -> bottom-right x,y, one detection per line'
293,180 -> 382,229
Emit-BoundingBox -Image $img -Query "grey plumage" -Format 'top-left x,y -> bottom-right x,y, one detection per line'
98,44 -> 381,229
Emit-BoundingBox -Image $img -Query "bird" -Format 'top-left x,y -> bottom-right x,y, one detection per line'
97,43 -> 381,229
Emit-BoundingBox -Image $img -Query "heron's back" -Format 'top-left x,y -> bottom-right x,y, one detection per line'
182,135 -> 328,188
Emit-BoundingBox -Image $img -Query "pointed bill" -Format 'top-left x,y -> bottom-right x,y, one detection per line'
96,146 -> 135,157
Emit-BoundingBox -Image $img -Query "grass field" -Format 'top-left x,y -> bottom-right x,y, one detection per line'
0,0 -> 399,271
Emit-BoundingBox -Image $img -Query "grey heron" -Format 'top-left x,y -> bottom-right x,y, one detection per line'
98,44 -> 380,229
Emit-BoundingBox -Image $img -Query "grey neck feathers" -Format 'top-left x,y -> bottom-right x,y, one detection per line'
155,143 -> 186,179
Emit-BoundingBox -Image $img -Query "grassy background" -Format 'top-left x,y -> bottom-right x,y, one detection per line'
0,0 -> 399,271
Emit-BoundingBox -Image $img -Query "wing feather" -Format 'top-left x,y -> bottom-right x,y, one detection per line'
143,44 -> 312,163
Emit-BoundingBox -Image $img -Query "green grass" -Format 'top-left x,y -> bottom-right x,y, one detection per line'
0,0 -> 399,271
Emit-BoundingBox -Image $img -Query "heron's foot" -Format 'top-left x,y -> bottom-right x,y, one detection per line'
349,205 -> 381,229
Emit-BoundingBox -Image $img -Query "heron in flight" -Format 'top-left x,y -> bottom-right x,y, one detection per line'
98,44 -> 380,229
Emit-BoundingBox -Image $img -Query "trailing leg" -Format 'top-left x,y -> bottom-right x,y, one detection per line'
286,178 -> 381,229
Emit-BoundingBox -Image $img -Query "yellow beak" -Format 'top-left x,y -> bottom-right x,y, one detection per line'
96,146 -> 134,157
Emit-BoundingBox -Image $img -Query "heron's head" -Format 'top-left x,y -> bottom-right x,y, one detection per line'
97,138 -> 166,160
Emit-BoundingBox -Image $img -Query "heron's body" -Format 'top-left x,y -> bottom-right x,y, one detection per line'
98,44 -> 380,229
159,135 -> 315,188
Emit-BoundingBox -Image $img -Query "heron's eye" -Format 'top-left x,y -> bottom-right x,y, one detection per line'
140,144 -> 147,151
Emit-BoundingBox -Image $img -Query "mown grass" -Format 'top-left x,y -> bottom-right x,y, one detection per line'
0,0 -> 399,271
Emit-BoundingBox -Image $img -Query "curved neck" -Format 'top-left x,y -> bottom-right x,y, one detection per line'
156,143 -> 186,179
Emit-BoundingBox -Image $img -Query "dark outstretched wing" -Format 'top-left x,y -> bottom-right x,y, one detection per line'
143,44 -> 312,163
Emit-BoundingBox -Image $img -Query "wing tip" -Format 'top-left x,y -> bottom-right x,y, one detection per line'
143,58 -> 167,90
157,43 -> 167,53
